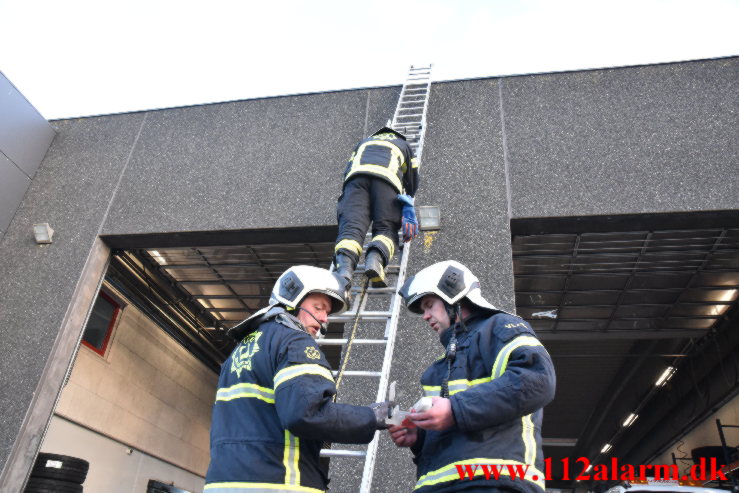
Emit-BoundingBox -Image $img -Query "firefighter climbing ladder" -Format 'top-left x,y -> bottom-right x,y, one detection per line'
318,64 -> 433,493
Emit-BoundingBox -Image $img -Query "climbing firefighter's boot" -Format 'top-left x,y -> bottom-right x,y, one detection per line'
333,253 -> 355,301
364,250 -> 387,288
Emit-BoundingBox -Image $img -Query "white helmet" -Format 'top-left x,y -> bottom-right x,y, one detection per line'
399,260 -> 500,314
270,265 -> 347,315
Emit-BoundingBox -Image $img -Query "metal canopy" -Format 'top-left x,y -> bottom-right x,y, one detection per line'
124,242 -> 347,363
513,225 -> 739,488
146,243 -> 336,325
514,228 -> 739,337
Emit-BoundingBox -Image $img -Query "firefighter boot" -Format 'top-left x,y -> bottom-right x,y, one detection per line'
333,253 -> 355,301
364,250 -> 387,288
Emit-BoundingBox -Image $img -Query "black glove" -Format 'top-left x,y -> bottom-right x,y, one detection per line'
369,400 -> 394,430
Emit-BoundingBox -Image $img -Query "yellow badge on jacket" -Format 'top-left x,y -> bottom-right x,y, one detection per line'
305,346 -> 321,360
231,331 -> 262,377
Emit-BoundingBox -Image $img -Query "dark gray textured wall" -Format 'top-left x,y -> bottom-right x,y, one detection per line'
1,57 -> 737,489
102,87 -> 400,235
503,58 -> 739,217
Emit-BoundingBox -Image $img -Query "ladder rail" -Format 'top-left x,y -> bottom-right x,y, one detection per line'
359,240 -> 412,493
360,64 -> 431,493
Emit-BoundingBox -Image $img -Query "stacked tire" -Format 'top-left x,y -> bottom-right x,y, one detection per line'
24,453 -> 89,493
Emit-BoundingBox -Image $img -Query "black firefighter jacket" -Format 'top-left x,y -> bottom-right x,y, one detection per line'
205,308 -> 376,493
343,130 -> 419,197
412,311 -> 556,493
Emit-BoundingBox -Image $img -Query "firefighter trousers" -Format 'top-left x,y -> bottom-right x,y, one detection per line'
335,175 -> 402,266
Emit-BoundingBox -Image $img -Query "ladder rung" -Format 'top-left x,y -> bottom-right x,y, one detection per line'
352,286 -> 396,294
397,113 -> 423,118
356,263 -> 400,272
321,449 -> 367,458
317,338 -> 387,346
332,370 -> 382,377
329,311 -> 392,322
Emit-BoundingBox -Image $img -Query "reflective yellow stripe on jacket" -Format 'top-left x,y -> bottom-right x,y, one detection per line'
283,430 -> 300,486
423,335 -> 544,396
216,382 -> 275,404
204,482 -> 324,492
274,364 -> 334,390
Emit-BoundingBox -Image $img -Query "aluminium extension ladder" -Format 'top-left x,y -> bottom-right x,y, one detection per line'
318,64 -> 433,493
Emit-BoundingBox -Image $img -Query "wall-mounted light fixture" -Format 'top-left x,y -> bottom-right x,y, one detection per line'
418,206 -> 440,231
33,223 -> 54,244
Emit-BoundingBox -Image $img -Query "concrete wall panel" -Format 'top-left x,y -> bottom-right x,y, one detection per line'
503,58 -> 739,218
0,73 -> 55,177
0,152 -> 31,232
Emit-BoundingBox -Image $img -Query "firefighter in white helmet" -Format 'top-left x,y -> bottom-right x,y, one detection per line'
392,261 -> 556,493
205,265 -> 392,493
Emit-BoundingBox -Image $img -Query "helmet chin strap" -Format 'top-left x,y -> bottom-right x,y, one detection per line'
297,307 -> 328,335
443,302 -> 468,332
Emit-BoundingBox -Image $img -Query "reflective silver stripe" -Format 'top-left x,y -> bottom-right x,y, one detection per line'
274,364 -> 334,390
522,414 -> 537,466
204,482 -> 324,492
216,383 -> 275,404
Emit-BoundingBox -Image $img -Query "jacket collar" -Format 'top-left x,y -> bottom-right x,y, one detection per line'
438,312 -> 486,346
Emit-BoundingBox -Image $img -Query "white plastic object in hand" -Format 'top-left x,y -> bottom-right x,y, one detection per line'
412,397 -> 433,413
386,405 -> 406,426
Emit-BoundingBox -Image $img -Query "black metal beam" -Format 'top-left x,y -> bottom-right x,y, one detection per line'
101,225 -> 338,249
510,210 -> 739,236
537,330 -> 708,340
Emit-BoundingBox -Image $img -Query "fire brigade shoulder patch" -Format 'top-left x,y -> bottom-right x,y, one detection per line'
231,331 -> 262,377
304,346 -> 321,360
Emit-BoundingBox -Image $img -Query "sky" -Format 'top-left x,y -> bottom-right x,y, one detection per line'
1,0 -> 737,120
